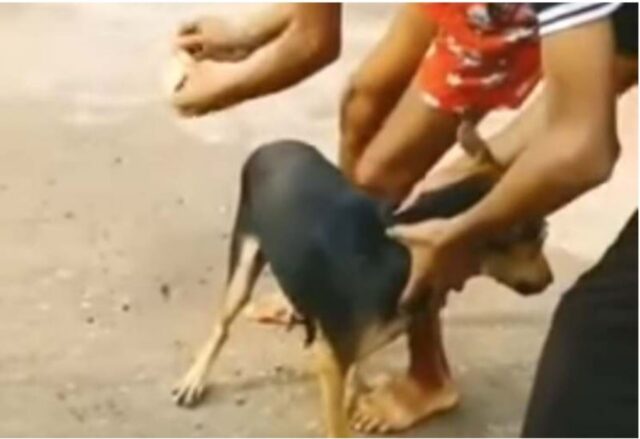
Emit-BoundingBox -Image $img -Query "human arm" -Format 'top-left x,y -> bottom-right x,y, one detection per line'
175,4 -> 293,61
391,17 -> 621,305
172,3 -> 342,116
339,3 -> 438,174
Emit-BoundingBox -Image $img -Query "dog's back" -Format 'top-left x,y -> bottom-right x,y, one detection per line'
239,140 -> 409,363
237,139 -> 548,364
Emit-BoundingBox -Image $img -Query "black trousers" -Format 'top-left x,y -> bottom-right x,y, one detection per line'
522,212 -> 638,437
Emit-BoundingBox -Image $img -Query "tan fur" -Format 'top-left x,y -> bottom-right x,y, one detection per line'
173,125 -> 552,435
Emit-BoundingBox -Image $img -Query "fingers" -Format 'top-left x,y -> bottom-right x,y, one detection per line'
399,267 -> 424,309
171,78 -> 228,118
178,20 -> 200,36
175,34 -> 206,55
171,86 -> 203,117
456,119 -> 480,150
386,224 -> 422,245
457,120 -> 501,167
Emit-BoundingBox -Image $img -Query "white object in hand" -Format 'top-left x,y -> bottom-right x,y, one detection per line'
162,50 -> 192,96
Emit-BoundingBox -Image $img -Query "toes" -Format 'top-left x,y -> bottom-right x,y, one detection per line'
351,400 -> 382,434
359,415 -> 382,434
172,382 -> 206,407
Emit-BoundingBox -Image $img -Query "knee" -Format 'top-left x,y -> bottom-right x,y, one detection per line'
353,157 -> 403,201
341,78 -> 386,135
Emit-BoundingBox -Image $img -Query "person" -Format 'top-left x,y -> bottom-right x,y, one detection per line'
388,3 -> 638,436
171,4 -> 342,116
171,4 -> 545,432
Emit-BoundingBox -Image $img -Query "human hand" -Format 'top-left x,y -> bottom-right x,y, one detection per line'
387,219 -> 481,308
171,59 -> 245,116
175,16 -> 252,62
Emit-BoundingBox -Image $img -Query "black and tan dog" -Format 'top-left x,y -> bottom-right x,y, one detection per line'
172,138 -> 552,437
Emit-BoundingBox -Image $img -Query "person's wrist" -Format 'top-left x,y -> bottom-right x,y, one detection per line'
446,213 -> 484,249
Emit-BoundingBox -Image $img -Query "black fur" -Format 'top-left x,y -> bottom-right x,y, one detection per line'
230,140 -> 496,366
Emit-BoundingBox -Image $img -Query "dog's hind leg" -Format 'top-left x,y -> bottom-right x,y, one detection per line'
313,336 -> 351,437
173,234 -> 264,407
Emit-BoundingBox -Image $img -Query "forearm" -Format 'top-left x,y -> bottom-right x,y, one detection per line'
223,4 -> 341,105
487,56 -> 636,167
340,84 -> 404,173
487,87 -> 547,166
234,4 -> 295,52
452,125 -> 619,243
340,4 -> 438,173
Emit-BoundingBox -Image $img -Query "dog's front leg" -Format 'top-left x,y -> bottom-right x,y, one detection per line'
313,337 -> 350,437
173,237 -> 263,407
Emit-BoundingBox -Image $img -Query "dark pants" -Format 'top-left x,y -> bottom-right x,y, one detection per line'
522,212 -> 638,437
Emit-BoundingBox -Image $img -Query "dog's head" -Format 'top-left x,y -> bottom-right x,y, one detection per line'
460,122 -> 553,295
480,218 -> 552,295
395,123 -> 553,295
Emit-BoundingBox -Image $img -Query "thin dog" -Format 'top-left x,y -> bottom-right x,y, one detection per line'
172,138 -> 552,437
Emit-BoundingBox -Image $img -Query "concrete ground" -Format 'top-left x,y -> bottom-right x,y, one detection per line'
0,4 -> 636,437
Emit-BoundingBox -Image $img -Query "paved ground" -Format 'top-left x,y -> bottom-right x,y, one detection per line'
0,4 -> 636,437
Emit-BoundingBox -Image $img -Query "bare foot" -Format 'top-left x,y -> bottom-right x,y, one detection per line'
242,290 -> 302,326
350,374 -> 460,434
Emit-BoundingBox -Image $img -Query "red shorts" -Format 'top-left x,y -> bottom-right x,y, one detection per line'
419,3 -> 541,115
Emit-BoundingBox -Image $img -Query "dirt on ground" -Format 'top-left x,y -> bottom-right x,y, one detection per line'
0,4 -> 636,437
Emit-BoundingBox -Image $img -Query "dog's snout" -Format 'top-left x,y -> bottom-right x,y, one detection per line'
513,270 -> 554,295
514,281 -> 544,295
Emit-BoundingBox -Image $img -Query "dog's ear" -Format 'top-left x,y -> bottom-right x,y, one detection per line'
457,121 -> 502,170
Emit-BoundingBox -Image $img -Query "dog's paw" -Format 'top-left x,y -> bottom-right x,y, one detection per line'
172,378 -> 208,407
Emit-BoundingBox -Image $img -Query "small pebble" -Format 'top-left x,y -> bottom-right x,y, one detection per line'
63,211 -> 76,220
305,420 -> 319,432
118,385 -> 130,394
234,396 -> 246,406
160,283 -> 171,300
121,302 -> 130,312
69,407 -> 85,423
86,316 -> 95,325
113,157 -> 123,165
55,268 -> 74,280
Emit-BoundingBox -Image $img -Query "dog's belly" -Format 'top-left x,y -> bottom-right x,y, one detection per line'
355,315 -> 410,360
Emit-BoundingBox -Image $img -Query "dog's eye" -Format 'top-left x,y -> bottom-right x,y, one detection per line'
485,234 -> 515,251
486,220 -> 548,251
520,221 -> 548,243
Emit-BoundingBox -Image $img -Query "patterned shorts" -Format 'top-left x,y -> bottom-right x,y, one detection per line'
419,3 -> 541,115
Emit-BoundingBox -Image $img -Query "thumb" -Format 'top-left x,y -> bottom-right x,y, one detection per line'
399,267 -> 422,309
175,34 -> 206,55
178,20 -> 200,36
386,224 -> 424,245
398,244 -> 433,309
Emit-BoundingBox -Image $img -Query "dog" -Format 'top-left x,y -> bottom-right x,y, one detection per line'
172,138 -> 552,437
